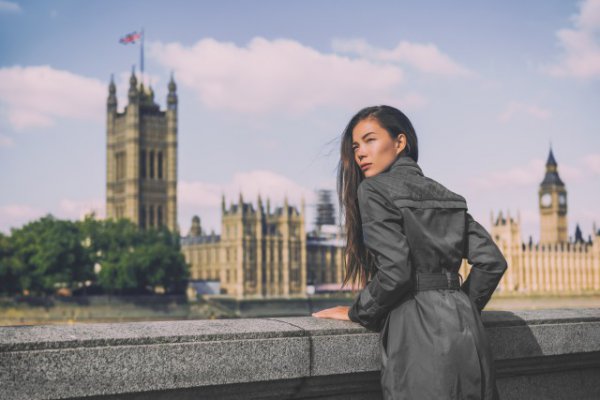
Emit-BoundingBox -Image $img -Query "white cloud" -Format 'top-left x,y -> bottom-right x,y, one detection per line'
0,134 -> 13,147
331,38 -> 473,77
498,101 -> 551,123
0,198 -> 104,234
0,204 -> 45,233
178,169 -> 319,234
0,0 -> 21,13
0,65 -> 105,130
469,156 -> 585,191
149,37 -> 420,115
180,169 -> 316,208
469,159 -> 546,190
58,198 -> 105,220
582,153 -> 600,175
543,0 -> 600,79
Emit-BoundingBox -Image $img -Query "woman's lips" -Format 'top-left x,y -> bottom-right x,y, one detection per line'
361,163 -> 372,171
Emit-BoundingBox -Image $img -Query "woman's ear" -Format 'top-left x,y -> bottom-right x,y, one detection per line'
395,134 -> 407,155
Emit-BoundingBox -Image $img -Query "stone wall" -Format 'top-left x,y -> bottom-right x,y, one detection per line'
1,309 -> 599,400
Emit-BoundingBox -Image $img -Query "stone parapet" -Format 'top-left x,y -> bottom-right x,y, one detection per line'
1,309 -> 599,399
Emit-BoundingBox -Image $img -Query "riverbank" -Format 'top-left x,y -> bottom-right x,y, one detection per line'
1,293 -> 599,326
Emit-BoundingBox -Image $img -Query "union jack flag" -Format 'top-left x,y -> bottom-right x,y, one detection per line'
119,31 -> 142,45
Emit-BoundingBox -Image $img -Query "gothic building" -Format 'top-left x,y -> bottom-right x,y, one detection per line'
105,70 -> 178,231
459,148 -> 600,294
181,194 -> 307,298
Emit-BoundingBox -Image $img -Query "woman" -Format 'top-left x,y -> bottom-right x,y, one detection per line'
312,105 -> 508,400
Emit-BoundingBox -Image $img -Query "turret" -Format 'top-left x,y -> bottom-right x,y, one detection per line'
167,72 -> 177,110
189,216 -> 202,237
128,66 -> 138,104
107,74 -> 117,113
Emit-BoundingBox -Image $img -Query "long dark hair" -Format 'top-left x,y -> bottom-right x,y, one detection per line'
337,105 -> 419,290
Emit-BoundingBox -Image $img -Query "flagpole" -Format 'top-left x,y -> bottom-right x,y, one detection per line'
140,27 -> 145,86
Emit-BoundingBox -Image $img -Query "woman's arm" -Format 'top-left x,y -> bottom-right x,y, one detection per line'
460,212 -> 508,313
347,179 -> 413,331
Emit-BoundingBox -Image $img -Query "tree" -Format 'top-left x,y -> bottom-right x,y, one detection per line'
77,217 -> 189,294
0,232 -> 22,295
8,215 -> 94,295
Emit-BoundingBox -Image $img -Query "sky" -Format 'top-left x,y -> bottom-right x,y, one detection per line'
0,0 -> 599,242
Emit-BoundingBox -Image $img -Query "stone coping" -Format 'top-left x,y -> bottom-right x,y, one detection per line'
1,308 -> 599,400
1,308 -> 599,352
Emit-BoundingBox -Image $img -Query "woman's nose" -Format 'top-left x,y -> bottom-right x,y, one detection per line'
356,146 -> 367,159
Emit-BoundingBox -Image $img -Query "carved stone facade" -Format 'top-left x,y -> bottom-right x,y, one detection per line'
181,195 -> 307,298
106,71 -> 178,232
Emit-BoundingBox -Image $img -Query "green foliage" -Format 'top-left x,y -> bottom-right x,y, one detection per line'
0,215 -> 189,296
0,232 -> 22,295
4,215 -> 94,295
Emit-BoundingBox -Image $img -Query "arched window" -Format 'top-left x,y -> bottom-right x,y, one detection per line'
140,150 -> 146,179
149,205 -> 154,227
149,151 -> 155,179
115,151 -> 126,180
157,205 -> 163,228
140,205 -> 146,229
157,152 -> 163,179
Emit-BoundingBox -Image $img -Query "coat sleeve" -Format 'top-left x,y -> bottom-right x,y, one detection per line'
347,180 -> 413,331
460,212 -> 508,313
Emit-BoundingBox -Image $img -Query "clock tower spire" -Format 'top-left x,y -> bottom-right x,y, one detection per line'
539,146 -> 567,244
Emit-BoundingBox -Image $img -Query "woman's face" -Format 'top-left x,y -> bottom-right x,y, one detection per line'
352,118 -> 406,178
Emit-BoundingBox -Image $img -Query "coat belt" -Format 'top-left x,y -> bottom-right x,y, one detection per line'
415,271 -> 463,291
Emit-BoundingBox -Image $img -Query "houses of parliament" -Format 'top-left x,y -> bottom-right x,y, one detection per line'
106,73 -> 600,299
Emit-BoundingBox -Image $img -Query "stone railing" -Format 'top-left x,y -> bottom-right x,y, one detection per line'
1,308 -> 599,400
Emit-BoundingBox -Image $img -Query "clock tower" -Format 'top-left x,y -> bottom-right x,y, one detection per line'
539,147 -> 567,244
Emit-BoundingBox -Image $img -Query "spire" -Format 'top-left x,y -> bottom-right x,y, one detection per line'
109,74 -> 116,93
221,193 -> 226,213
168,71 -> 177,92
546,145 -> 557,168
167,71 -> 177,109
574,223 -> 584,243
540,146 -> 564,187
107,74 -> 117,111
128,66 -> 138,102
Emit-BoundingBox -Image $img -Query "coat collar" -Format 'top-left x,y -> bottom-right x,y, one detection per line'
388,155 -> 423,176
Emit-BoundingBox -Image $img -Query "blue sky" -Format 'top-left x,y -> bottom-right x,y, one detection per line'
1,0 -> 599,242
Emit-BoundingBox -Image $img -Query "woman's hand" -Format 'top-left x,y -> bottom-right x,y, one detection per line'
311,306 -> 351,321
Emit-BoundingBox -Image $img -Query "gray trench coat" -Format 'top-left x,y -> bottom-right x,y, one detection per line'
348,155 -> 508,400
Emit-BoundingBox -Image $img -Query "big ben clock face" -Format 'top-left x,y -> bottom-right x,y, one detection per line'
541,193 -> 552,207
559,193 -> 566,206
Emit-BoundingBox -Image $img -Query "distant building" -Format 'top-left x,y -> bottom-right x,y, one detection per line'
105,70 -> 178,231
103,72 -> 598,296
181,194 -> 307,299
462,148 -> 600,294
306,224 -> 349,292
314,189 -> 336,228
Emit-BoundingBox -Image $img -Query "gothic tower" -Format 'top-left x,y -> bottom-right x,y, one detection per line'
539,147 -> 567,244
106,70 -> 178,232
